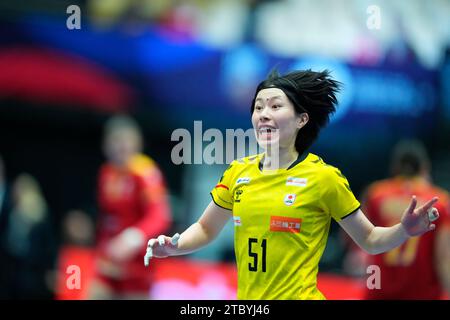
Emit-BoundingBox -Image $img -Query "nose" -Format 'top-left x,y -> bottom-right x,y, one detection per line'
259,106 -> 271,121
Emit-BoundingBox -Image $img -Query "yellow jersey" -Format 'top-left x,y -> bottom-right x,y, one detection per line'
210,152 -> 360,300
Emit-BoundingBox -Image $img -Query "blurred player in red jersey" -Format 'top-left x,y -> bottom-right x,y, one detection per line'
346,140 -> 450,299
55,210 -> 96,300
90,115 -> 172,299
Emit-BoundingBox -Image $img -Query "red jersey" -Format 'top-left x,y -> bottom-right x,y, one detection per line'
96,154 -> 171,282
55,245 -> 95,300
363,176 -> 450,299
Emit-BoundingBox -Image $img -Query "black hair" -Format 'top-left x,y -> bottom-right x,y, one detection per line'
390,140 -> 430,177
251,69 -> 341,154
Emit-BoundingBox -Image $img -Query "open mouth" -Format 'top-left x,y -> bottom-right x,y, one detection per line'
257,126 -> 278,140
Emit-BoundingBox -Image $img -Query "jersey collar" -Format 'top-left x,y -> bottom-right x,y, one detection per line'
258,151 -> 309,172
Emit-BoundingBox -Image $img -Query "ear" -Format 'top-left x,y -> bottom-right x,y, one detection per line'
297,113 -> 309,129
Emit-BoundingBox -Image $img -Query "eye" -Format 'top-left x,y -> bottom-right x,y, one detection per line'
254,105 -> 263,111
271,104 -> 282,110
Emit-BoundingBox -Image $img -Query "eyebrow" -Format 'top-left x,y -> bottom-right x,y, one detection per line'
255,95 -> 283,103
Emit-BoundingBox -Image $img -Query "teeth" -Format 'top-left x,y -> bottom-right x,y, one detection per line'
259,127 -> 275,133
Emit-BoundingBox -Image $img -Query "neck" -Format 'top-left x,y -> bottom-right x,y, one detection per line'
262,146 -> 299,169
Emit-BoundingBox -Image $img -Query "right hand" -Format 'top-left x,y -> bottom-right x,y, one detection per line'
144,233 -> 180,267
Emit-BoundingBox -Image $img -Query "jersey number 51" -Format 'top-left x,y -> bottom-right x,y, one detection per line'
248,238 -> 267,272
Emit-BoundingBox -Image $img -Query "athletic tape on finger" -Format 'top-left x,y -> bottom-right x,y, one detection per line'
144,247 -> 152,267
428,208 -> 438,222
171,233 -> 180,245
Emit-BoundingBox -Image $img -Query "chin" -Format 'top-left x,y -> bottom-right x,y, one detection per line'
257,139 -> 280,152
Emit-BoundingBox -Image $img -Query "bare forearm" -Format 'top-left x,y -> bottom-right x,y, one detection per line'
147,202 -> 230,259
171,221 -> 216,256
341,199 -> 439,256
365,223 -> 410,255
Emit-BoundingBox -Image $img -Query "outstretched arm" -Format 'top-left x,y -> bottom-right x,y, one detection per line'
338,196 -> 439,255
145,201 -> 231,266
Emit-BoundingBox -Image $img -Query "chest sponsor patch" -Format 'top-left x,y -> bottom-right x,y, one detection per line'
286,177 -> 307,187
270,216 -> 302,233
236,177 -> 251,185
233,216 -> 242,226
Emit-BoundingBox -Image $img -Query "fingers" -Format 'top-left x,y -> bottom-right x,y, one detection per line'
171,233 -> 180,245
406,195 -> 417,214
144,235 -> 165,267
144,248 -> 152,267
148,234 -> 179,246
144,237 -> 159,267
147,238 -> 156,248
147,234 -> 177,248
144,233 -> 179,267
418,197 -> 439,213
158,235 -> 165,246
144,241 -> 153,267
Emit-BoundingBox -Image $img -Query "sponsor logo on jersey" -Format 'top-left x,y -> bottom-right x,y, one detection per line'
286,177 -> 307,187
233,216 -> 241,226
236,177 -> 251,185
234,189 -> 244,203
283,194 -> 296,206
270,216 -> 302,233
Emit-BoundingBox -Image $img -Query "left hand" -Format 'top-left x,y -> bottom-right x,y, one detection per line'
401,195 -> 440,237
106,228 -> 145,263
